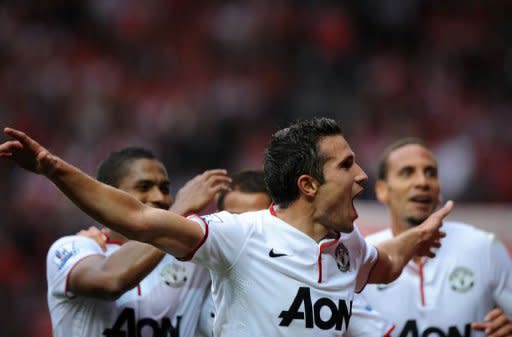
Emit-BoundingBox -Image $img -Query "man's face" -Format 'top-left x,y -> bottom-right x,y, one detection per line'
117,158 -> 172,210
222,189 -> 271,213
313,135 -> 368,233
377,144 -> 440,226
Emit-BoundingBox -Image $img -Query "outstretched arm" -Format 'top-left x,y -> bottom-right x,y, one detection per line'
1,128 -> 222,258
368,201 -> 453,284
67,170 -> 230,300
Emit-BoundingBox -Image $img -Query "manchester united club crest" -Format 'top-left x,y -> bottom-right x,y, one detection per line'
160,262 -> 189,288
335,243 -> 350,272
449,266 -> 474,293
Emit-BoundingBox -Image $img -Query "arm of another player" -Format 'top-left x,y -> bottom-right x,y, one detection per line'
367,201 -> 453,284
0,128 -> 221,259
472,309 -> 512,337
472,237 -> 512,337
64,170 -> 231,300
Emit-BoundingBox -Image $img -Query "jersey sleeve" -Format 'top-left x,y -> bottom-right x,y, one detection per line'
488,236 -> 512,315
188,211 -> 253,273
46,235 -> 105,298
353,226 -> 379,293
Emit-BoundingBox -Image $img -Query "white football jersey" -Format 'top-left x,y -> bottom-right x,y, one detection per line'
187,208 -> 378,337
362,221 -> 512,337
198,291 -> 393,337
342,295 -> 394,337
47,235 -> 210,337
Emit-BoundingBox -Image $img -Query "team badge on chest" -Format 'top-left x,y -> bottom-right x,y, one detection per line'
160,262 -> 189,287
449,266 -> 474,293
335,243 -> 350,272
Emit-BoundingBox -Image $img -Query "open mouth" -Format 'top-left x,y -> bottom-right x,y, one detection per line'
351,189 -> 364,218
409,195 -> 434,206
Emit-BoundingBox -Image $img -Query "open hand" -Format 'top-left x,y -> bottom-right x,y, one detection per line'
172,169 -> 232,215
0,127 -> 55,175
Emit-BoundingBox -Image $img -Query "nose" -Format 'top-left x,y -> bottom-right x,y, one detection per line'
414,172 -> 428,188
355,164 -> 368,186
148,187 -> 172,210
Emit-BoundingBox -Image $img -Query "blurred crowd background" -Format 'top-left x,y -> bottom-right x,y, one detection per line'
1,1 -> 511,336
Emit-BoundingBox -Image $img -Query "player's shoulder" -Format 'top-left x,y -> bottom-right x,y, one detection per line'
47,234 -> 104,259
47,234 -> 105,273
443,221 -> 501,257
196,210 -> 270,235
206,209 -> 268,224
364,228 -> 393,245
444,221 -> 495,243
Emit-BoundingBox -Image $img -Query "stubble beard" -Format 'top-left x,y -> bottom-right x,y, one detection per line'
405,215 -> 428,227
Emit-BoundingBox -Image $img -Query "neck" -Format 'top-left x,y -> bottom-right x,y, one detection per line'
273,200 -> 332,242
390,213 -> 412,237
390,215 -> 424,262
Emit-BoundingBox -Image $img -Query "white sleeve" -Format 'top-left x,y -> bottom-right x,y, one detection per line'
353,226 -> 378,293
488,237 -> 512,315
347,295 -> 394,337
188,211 -> 253,273
46,235 -> 105,298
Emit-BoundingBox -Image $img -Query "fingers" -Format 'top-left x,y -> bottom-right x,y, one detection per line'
472,309 -> 512,337
425,251 -> 435,258
471,322 -> 487,331
4,127 -> 42,151
209,182 -> 232,195
200,169 -> 229,179
0,140 -> 23,156
486,309 -> 504,322
198,169 -> 232,195
203,170 -> 231,183
206,174 -> 232,190
489,322 -> 512,337
431,240 -> 442,249
432,200 -> 454,222
486,311 -> 510,336
4,128 -> 29,143
4,127 -> 27,141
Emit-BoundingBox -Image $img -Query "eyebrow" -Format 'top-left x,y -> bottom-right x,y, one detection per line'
337,153 -> 354,164
134,179 -> 171,186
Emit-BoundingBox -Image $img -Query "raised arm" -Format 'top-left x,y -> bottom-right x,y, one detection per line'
66,170 -> 230,300
1,128 -> 218,258
368,200 -> 453,284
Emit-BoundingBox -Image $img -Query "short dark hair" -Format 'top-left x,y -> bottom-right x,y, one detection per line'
96,147 -> 157,187
263,117 -> 342,208
216,170 -> 267,210
377,137 -> 426,180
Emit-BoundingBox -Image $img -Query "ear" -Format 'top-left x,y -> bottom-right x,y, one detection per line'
297,174 -> 318,198
375,179 -> 389,204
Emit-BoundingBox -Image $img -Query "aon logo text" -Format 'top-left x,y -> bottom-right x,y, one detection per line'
103,307 -> 181,337
279,287 -> 352,331
399,320 -> 470,337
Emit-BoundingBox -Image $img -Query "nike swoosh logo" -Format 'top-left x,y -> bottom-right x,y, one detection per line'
269,249 -> 288,258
